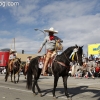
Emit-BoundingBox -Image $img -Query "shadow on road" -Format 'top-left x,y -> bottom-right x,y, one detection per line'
41,86 -> 100,100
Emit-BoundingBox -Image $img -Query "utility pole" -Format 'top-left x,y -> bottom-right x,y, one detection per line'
14,38 -> 15,50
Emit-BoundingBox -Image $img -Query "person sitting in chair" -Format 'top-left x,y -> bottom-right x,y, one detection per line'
38,27 -> 63,76
8,49 -> 17,71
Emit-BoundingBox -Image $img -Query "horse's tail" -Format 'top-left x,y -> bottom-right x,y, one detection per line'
26,63 -> 32,89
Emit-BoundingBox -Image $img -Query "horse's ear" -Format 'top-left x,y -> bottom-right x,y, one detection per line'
75,44 -> 78,47
75,44 -> 78,48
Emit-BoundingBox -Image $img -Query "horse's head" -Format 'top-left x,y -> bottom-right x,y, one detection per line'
63,45 -> 83,66
74,45 -> 83,66
13,58 -> 21,68
68,45 -> 83,76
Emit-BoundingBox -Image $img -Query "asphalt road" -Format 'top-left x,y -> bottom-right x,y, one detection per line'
0,74 -> 100,100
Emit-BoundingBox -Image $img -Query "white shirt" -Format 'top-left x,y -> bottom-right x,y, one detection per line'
9,53 -> 16,60
9,54 -> 14,60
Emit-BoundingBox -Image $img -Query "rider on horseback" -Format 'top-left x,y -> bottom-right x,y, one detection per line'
8,49 -> 17,71
25,56 -> 32,73
38,27 -> 63,76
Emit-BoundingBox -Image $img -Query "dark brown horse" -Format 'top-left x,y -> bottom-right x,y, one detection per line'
21,62 -> 28,79
26,45 -> 83,99
5,58 -> 21,83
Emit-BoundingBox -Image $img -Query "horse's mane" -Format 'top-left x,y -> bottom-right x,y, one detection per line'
56,46 -> 83,62
62,46 -> 83,55
55,46 -> 74,61
61,46 -> 75,55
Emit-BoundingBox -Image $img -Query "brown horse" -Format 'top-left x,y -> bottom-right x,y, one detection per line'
21,61 -> 30,79
5,58 -> 21,83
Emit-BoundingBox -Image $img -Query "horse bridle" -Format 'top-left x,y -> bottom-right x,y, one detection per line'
64,47 -> 79,64
54,47 -> 79,68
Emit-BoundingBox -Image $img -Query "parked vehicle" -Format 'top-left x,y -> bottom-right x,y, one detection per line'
0,48 -> 10,67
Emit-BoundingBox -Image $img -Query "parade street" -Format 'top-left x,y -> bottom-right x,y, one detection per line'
0,74 -> 100,100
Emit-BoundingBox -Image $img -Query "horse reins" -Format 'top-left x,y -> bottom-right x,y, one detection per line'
64,52 -> 70,63
54,53 -> 70,69
55,48 -> 79,68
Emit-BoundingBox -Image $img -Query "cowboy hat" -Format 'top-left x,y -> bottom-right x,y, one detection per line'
27,55 -> 32,58
44,27 -> 58,33
10,49 -> 17,53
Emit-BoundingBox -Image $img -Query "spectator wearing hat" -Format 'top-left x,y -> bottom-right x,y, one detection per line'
38,27 -> 63,76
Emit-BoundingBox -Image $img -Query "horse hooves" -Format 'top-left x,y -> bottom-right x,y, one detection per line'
53,96 -> 57,99
33,93 -> 37,96
67,96 -> 72,100
14,81 -> 16,84
39,93 -> 43,97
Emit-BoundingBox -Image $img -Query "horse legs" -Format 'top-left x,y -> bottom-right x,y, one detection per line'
36,81 -> 42,97
14,73 -> 18,84
25,75 -> 27,79
11,71 -> 13,82
32,79 -> 37,95
32,77 -> 42,96
14,74 -> 16,83
5,67 -> 9,82
17,72 -> 20,83
52,75 -> 59,98
62,76 -> 70,98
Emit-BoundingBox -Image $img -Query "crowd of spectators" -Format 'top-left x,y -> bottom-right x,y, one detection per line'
73,54 -> 100,79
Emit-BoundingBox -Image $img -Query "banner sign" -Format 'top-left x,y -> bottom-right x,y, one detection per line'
88,43 -> 100,56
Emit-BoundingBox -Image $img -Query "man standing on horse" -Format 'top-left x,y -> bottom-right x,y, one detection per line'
38,27 -> 63,76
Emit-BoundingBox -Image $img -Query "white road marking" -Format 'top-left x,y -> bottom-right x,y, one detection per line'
0,85 -> 68,99
77,82 -> 100,86
0,85 -> 31,92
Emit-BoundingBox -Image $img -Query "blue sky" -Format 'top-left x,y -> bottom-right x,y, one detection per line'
0,0 -> 100,56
